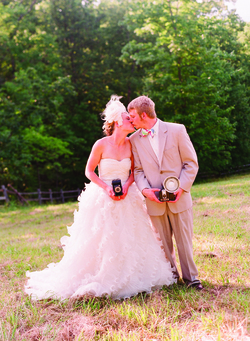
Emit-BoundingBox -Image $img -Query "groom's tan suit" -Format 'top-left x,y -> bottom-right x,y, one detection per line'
129,119 -> 199,282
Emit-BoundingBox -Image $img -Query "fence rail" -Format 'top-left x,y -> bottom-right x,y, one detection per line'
197,163 -> 250,179
1,163 -> 250,205
0,184 -> 82,205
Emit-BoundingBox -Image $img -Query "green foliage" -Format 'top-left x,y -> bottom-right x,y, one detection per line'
0,0 -> 250,189
0,67 -> 75,188
121,0 -> 250,173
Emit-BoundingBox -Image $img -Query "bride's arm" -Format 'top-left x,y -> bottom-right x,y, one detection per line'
120,143 -> 134,199
85,140 -> 115,198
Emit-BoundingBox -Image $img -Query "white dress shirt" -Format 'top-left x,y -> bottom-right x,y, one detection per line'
148,119 -> 160,162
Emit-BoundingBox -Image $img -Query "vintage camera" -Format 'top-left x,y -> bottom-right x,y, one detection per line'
112,178 -> 123,196
156,176 -> 180,202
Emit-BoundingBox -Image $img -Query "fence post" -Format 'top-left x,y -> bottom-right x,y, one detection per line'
77,188 -> 81,196
49,189 -> 53,204
60,189 -> 65,203
37,189 -> 42,205
2,185 -> 9,203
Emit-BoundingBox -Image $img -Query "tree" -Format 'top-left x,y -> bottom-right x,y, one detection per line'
0,67 -> 75,189
45,0 -> 145,188
0,1 -> 79,189
121,0 -> 250,174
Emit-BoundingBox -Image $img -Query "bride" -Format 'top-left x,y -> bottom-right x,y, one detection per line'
25,96 -> 176,300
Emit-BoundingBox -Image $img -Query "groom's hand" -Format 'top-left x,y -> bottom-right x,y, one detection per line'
142,188 -> 163,203
169,188 -> 184,203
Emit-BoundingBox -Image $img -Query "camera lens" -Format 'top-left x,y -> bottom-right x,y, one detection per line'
163,177 -> 180,193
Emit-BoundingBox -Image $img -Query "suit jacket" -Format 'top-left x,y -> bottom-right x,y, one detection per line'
129,120 -> 198,216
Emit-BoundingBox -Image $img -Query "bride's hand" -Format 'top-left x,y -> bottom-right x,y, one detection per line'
105,186 -> 115,198
105,185 -> 121,201
120,184 -> 129,200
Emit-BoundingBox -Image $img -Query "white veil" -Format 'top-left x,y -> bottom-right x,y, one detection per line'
102,95 -> 126,127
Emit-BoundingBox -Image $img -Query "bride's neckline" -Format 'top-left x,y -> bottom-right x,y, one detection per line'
100,157 -> 131,162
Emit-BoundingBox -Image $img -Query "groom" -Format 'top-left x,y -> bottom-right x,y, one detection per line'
128,96 -> 202,290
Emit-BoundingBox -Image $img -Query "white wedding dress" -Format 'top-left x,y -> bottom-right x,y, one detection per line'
25,158 -> 176,300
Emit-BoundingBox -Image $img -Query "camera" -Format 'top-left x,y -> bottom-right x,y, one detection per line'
112,179 -> 123,196
156,176 -> 180,202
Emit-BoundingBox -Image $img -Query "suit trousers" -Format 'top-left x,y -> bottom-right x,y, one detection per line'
150,205 -> 198,282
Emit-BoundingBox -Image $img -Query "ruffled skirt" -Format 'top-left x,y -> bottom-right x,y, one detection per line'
25,183 -> 176,300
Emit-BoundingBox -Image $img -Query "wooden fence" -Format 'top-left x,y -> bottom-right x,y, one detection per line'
1,162 -> 250,205
197,163 -> 250,180
0,184 -> 82,205
0,185 -> 10,203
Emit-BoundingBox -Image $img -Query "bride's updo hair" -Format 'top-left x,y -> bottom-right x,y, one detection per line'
103,121 -> 115,136
101,95 -> 126,136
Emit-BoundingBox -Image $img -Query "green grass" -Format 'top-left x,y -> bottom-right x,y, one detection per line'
0,174 -> 250,340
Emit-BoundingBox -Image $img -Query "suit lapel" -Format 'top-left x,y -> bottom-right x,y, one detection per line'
158,120 -> 168,167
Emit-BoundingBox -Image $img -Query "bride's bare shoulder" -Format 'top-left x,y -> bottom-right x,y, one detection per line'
93,136 -> 111,148
94,136 -> 110,145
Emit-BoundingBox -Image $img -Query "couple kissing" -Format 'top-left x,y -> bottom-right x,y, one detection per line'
25,95 -> 202,301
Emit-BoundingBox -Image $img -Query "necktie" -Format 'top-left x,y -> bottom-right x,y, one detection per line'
141,128 -> 155,137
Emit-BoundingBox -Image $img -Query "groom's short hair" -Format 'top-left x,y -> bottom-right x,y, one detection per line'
128,96 -> 156,118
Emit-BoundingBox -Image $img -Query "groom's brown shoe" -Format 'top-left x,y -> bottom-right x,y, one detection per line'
184,279 -> 203,291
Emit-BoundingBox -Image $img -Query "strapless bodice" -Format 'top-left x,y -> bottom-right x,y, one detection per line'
99,158 -> 131,185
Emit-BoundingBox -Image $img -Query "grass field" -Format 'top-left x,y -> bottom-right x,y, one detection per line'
0,174 -> 249,340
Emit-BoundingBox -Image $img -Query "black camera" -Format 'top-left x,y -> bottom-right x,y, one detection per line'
156,176 -> 180,202
112,179 -> 123,196
158,190 -> 177,201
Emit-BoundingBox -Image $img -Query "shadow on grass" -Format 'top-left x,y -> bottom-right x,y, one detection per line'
38,281 -> 250,308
